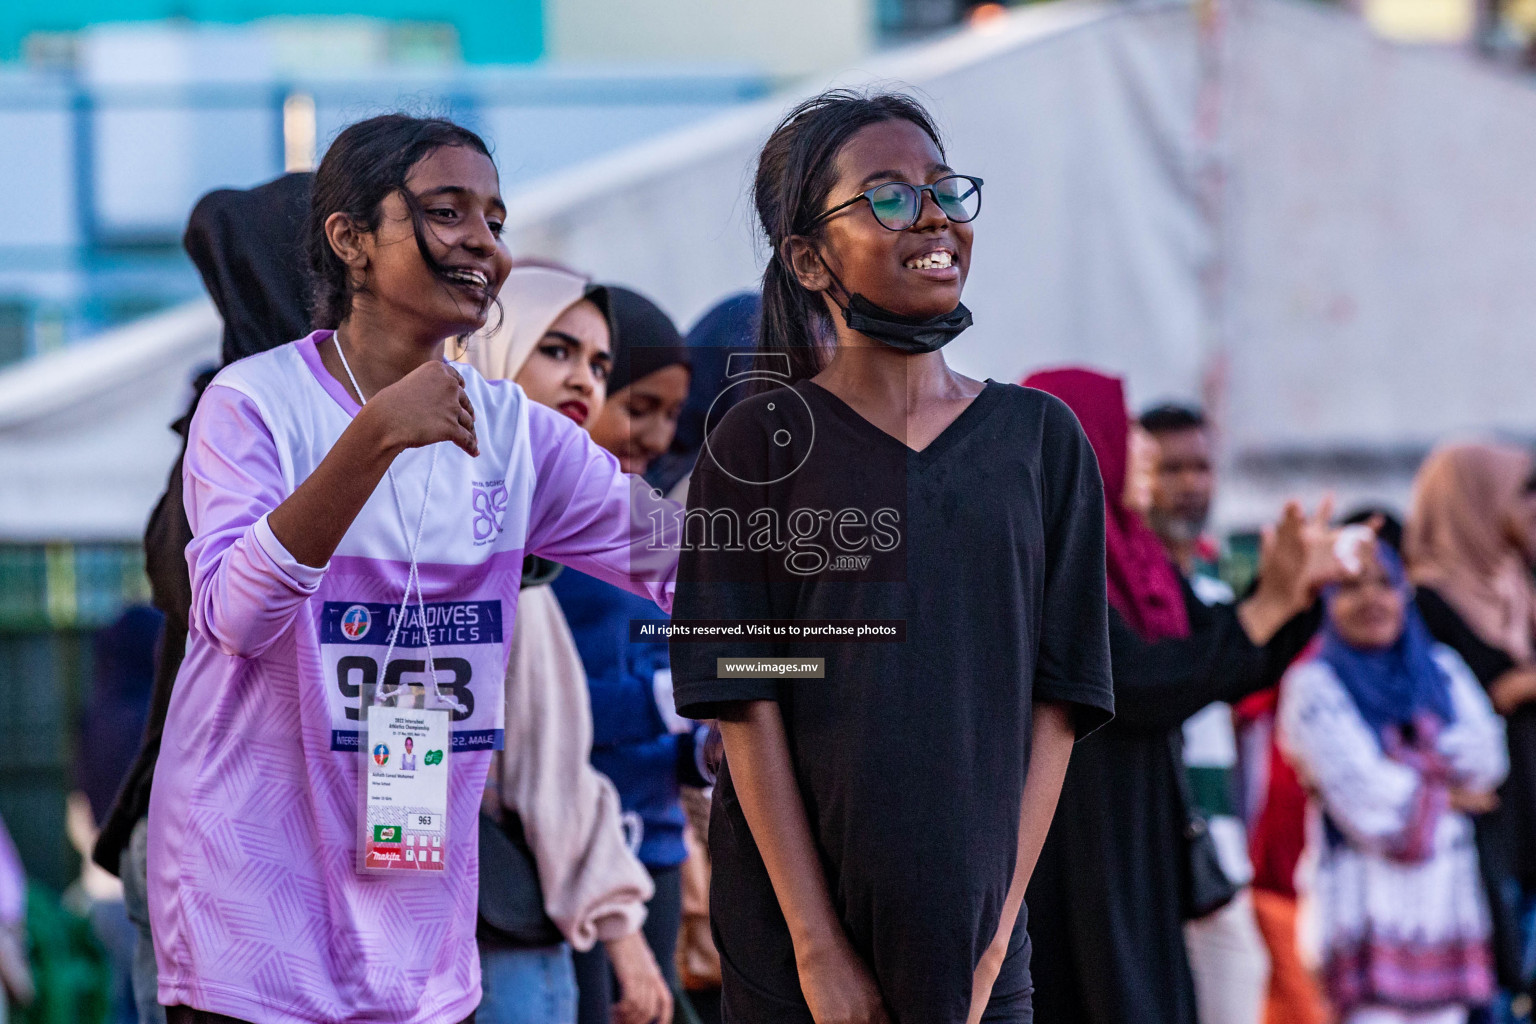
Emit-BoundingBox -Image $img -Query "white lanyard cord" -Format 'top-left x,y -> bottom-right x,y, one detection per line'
333,331 -> 466,715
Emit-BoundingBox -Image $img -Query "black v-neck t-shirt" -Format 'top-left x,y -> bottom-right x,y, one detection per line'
671,379 -> 1115,1024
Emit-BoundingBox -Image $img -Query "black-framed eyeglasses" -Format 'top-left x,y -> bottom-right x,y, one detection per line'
806,174 -> 984,232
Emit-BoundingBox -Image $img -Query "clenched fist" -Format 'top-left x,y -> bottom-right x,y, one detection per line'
361,360 -> 479,457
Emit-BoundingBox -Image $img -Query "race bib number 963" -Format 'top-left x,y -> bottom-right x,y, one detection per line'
321,600 -> 505,752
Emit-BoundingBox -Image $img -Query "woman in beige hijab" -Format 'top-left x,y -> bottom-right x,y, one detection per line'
1408,442 -> 1536,995
1407,443 -> 1536,702
456,264 -> 671,1024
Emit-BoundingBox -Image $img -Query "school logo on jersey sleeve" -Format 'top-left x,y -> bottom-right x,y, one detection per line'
341,605 -> 371,640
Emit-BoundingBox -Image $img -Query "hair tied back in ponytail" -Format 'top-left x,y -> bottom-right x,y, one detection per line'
750,90 -> 944,384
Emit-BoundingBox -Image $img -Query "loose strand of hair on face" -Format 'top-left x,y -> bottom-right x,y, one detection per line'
305,112 -> 499,332
396,186 -> 506,341
750,89 -> 945,386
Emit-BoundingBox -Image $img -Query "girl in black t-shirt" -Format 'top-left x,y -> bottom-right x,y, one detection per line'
670,91 -> 1114,1024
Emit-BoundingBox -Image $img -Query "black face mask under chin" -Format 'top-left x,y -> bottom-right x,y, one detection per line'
842,292 -> 973,354
821,262 -> 973,355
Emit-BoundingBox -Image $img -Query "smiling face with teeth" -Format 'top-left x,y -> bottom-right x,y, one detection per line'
785,118 -> 973,334
342,144 -> 513,346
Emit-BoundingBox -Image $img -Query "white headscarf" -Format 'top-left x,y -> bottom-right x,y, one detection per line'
448,264 -> 591,382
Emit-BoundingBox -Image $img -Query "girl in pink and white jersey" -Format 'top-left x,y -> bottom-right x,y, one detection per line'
148,114 -> 676,1024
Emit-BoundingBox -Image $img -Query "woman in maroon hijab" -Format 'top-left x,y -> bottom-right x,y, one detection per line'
1021,368 -> 1339,1024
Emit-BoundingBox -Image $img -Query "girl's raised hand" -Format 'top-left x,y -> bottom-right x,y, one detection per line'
363,361 -> 479,457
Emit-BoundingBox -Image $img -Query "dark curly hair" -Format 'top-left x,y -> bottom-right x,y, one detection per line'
306,113 -> 496,330
752,90 -> 944,383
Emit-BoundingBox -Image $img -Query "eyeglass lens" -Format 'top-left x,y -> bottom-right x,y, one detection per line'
867,177 -> 981,229
868,185 -> 917,229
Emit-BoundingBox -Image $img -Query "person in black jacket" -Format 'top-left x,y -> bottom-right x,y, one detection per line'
1022,368 -> 1338,1024
1406,442 -> 1536,1005
91,172 -> 313,1024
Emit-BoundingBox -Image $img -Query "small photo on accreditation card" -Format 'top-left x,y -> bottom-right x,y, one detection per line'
358,701 -> 450,875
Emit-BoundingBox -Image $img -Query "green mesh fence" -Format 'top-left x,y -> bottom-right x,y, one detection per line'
0,543 -> 150,890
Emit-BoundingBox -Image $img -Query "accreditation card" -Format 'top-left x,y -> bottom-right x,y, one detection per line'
357,695 -> 450,875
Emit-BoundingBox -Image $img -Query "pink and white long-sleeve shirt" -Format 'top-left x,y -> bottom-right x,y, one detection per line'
148,331 -> 675,1024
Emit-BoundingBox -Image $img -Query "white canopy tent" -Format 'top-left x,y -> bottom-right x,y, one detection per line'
0,301 -> 218,541
5,0 -> 1536,540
